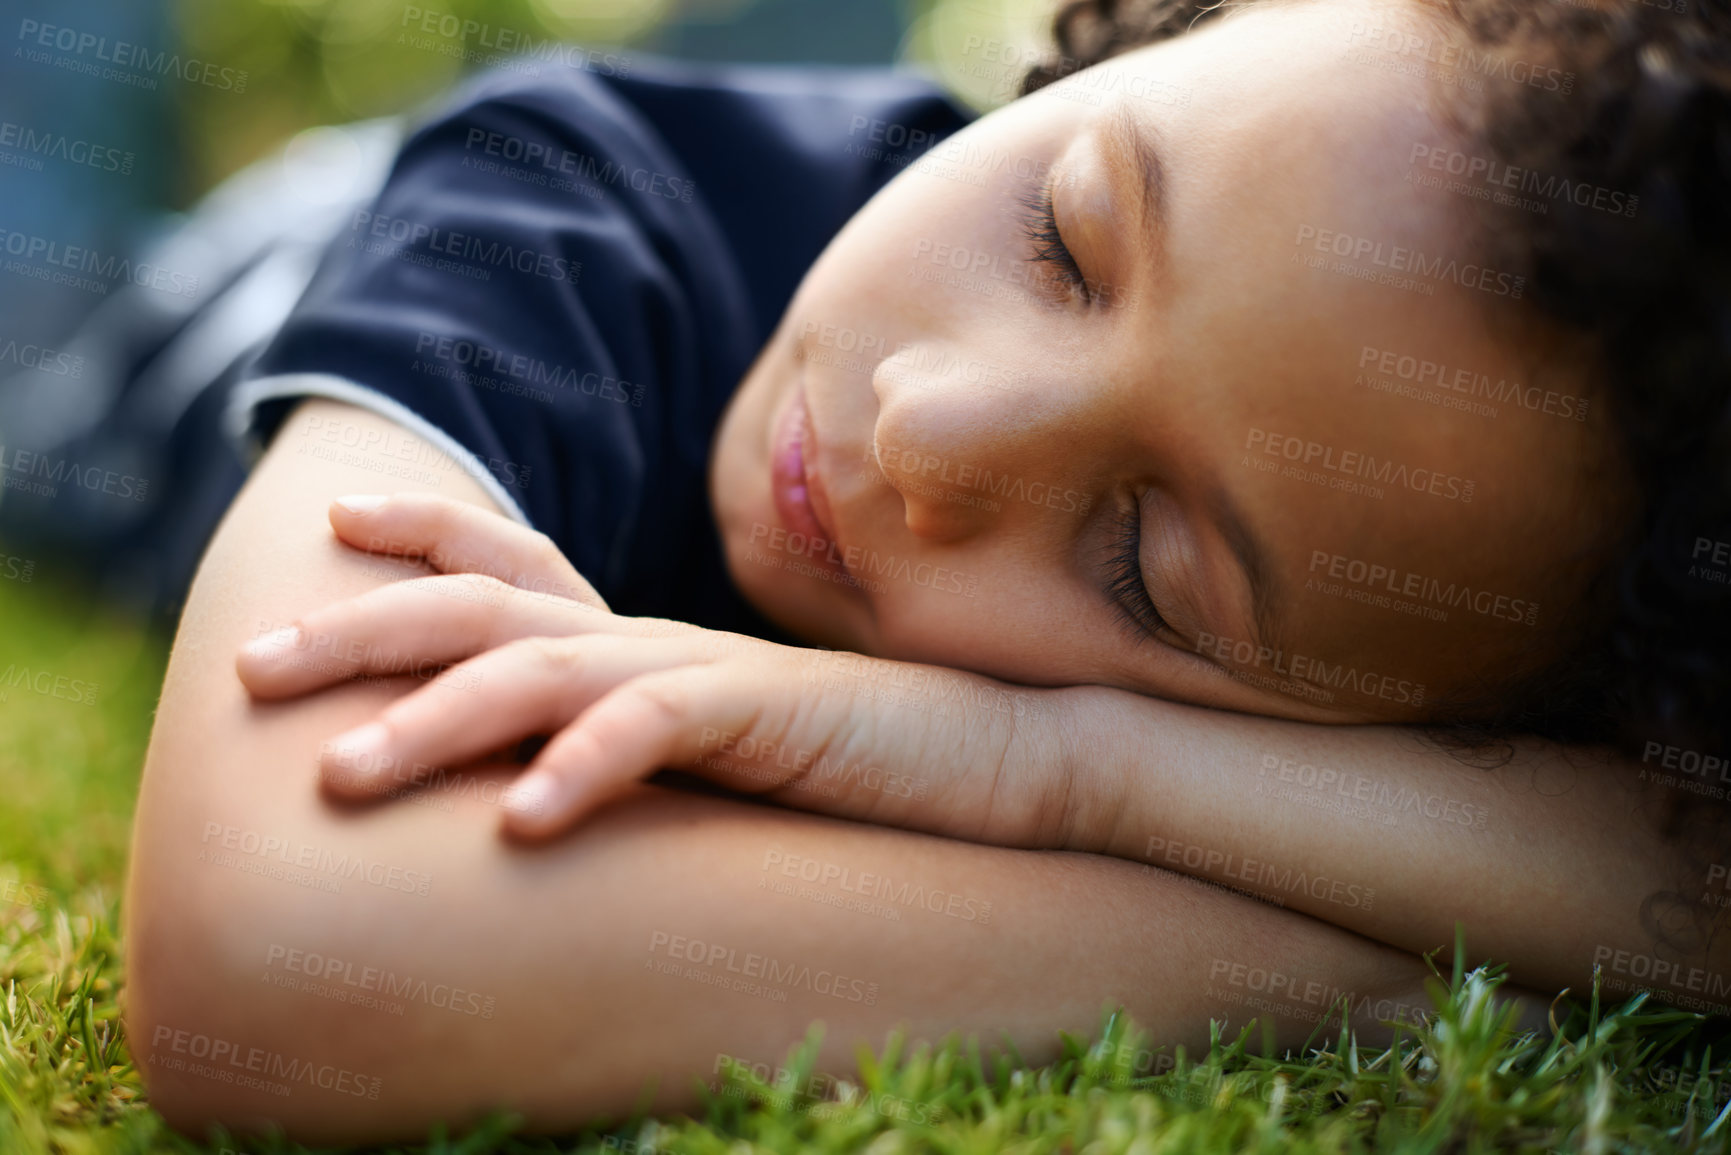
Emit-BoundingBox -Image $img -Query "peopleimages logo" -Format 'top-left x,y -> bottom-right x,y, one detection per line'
647,931 -> 880,1005
263,944 -> 496,1019
1194,630 -> 1427,707
199,822 -> 433,897
805,649 -> 1032,719
1593,945 -> 1731,1011
349,210 -> 579,284
1344,20 -> 1574,94
0,338 -> 81,377
1256,753 -> 1489,828
414,332 -> 642,406
760,848 -> 992,923
0,444 -> 148,501
910,237 -> 1135,308
866,444 -> 1091,515
0,228 -> 199,299
798,320 -> 1029,395
0,120 -> 133,174
398,6 -> 630,78
147,1026 -> 380,1100
846,115 -> 946,155
746,522 -> 979,598
462,128 -> 696,203
1293,224 -> 1525,298
1356,345 -> 1588,422
1144,836 -> 1376,909
713,1055 -> 945,1125
698,728 -> 929,800
1207,958 -> 1431,1027
16,20 -> 248,92
1407,144 -> 1637,218
0,665 -> 97,705
1245,428 -> 1475,503
1307,549 -> 1539,626
1641,741 -> 1731,784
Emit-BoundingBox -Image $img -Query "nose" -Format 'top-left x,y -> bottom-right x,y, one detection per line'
862,435 -> 989,542
868,344 -> 1071,544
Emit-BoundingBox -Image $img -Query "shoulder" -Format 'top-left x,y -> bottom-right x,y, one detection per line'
405,53 -> 972,176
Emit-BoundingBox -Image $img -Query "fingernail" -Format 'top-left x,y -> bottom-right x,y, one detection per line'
243,626 -> 302,662
504,771 -> 555,817
325,722 -> 391,776
334,494 -> 387,515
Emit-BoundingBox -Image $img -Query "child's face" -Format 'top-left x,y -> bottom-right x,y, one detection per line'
711,0 -> 1618,722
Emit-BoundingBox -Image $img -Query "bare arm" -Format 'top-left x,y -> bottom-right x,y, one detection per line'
1056,684 -> 1712,998
126,399 -> 1455,1144
187,402 -> 1691,1005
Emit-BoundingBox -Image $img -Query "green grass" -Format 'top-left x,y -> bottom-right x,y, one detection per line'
4,572 -> 1731,1153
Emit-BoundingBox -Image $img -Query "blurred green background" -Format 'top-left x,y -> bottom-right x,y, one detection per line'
0,0 -> 1066,887
173,0 -> 1058,204
2,7 -> 1080,1148
0,0 -> 1058,352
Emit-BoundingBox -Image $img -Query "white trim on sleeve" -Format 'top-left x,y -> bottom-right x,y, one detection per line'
224,372 -> 532,526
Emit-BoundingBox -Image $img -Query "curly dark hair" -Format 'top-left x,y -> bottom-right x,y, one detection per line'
1022,0 -> 1731,775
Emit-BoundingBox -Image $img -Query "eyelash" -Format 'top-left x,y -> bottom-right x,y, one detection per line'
1103,500 -> 1174,644
1017,181 -> 1091,304
1020,181 -> 1158,640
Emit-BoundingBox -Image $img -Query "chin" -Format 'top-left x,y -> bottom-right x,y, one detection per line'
707,486 -> 842,649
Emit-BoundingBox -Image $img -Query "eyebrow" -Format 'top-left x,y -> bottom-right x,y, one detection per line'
1107,100 -> 1168,261
1205,481 -> 1285,657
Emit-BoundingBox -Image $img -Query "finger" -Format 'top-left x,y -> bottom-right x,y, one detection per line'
497,665 -> 847,841
236,573 -> 575,698
328,492 -> 606,609
318,756 -> 528,812
236,575 -> 728,700
314,634 -> 710,798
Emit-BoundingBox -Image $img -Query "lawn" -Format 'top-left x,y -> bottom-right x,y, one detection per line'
3,570 -> 1730,1154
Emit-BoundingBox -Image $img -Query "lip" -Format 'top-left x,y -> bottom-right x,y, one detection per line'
770,384 -> 851,580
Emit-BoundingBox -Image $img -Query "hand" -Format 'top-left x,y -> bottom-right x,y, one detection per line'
236,494 -> 1091,848
311,490 -> 611,610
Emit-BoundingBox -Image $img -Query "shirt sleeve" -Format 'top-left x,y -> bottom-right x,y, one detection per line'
229,56 -> 970,622
229,60 -> 760,599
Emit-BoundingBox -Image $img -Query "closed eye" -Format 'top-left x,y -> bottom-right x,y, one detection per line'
1101,498 -> 1175,644
1017,179 -> 1091,305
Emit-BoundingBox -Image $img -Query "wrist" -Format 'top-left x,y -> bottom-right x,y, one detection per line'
1039,684 -> 1130,855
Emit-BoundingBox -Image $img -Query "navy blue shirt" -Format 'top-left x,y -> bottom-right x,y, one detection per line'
236,55 -> 969,634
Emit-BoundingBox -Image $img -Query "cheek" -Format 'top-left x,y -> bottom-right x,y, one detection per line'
801,155 -> 1036,335
868,560 -> 1103,679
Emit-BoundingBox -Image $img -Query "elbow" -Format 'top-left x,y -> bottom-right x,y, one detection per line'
124,796 -> 384,1141
124,813 -> 279,1137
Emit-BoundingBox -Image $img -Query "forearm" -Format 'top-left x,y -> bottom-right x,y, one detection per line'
128,398 -> 1455,1143
1060,684 -> 1700,995
136,766 -> 1448,1141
